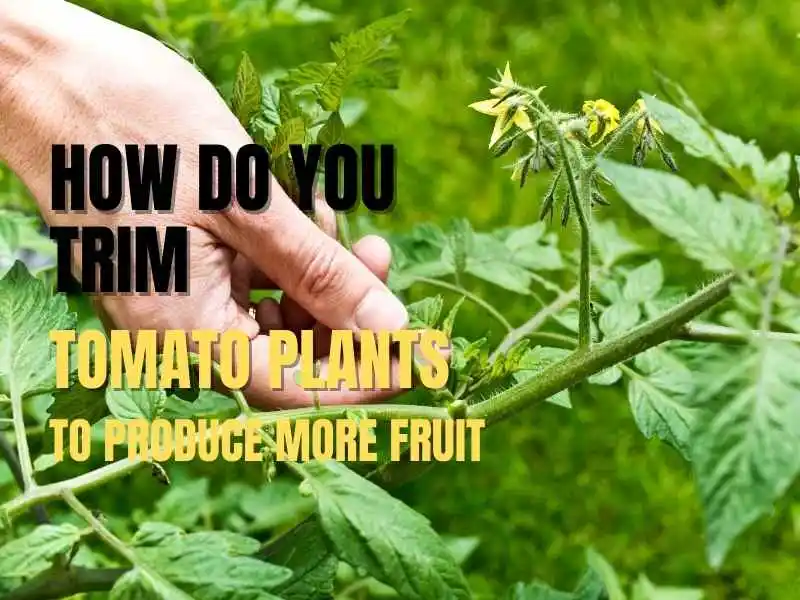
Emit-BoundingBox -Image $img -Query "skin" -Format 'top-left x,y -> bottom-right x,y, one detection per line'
0,0 -> 438,409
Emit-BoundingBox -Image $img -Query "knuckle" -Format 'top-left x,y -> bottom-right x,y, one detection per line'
296,241 -> 345,299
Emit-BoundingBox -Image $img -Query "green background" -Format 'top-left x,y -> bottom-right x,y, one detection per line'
3,0 -> 800,597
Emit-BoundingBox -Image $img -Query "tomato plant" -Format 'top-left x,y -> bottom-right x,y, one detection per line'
1,5 -> 800,600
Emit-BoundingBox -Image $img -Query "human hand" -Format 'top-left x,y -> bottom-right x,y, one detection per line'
0,0 -> 415,409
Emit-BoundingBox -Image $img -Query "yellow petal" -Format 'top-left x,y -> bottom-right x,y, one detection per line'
513,110 -> 533,135
469,98 -> 504,116
501,62 -> 513,84
489,114 -> 514,148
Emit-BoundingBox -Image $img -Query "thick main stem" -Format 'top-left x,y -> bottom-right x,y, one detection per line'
469,273 -> 735,424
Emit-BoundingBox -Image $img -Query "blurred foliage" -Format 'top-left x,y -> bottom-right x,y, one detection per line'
2,0 -> 799,598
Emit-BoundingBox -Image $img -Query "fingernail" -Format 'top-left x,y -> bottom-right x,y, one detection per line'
355,289 -> 408,332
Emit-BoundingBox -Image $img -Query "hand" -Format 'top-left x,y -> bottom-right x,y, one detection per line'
0,0 -> 414,409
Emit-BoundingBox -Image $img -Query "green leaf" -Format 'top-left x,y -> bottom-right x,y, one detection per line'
406,296 -> 444,329
691,340 -> 800,568
277,61 -> 335,89
317,110 -> 345,147
125,522 -> 291,599
0,524 -> 84,579
588,366 -> 622,386
503,224 -> 564,271
592,220 -> 642,268
162,389 -> 239,420
599,159 -> 776,271
599,302 -> 641,338
625,349 -> 698,459
514,347 -> 571,408
623,260 -> 664,304
0,261 -> 76,398
48,382 -> 110,423
270,117 -> 306,159
149,478 -> 210,529
441,297 -> 466,338
316,10 -> 410,111
443,536 -> 480,566
303,460 -> 471,599
239,479 -> 316,531
506,582 -> 575,600
106,381 -> 166,422
231,52 -> 263,127
262,520 -> 338,600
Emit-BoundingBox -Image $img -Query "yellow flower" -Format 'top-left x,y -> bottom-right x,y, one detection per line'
632,98 -> 663,135
469,62 -> 533,147
582,99 -> 620,144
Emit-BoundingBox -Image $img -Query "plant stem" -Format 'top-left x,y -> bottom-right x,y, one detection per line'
676,322 -> 800,345
257,403 -> 447,426
336,212 -> 353,251
469,273 -> 735,424
491,284 -> 578,359
9,386 -> 36,492
3,567 -> 128,600
409,276 -> 513,333
0,434 -> 49,524
62,489 -> 139,567
557,136 -> 592,350
2,455 -> 145,519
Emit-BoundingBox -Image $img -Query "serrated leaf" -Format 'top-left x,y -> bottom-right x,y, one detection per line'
0,524 -> 84,579
599,302 -> 641,338
106,382 -> 165,422
231,52 -> 263,128
0,261 -> 76,398
303,460 -> 471,599
270,117 -> 306,159
623,260 -> 663,304
406,296 -> 444,329
599,159 -> 776,271
317,110 -> 345,147
691,340 -> 800,568
316,11 -> 410,111
277,61 -> 335,89
239,479 -> 316,531
625,349 -> 698,459
262,519 -> 338,600
441,297 -> 466,338
503,224 -> 564,271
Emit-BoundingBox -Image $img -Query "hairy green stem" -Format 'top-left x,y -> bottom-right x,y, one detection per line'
469,273 -> 735,424
676,322 -> 800,345
336,212 -> 353,251
557,137 -> 592,349
409,276 -> 513,333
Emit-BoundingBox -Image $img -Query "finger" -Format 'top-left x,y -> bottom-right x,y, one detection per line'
351,235 -> 392,283
213,175 -> 407,335
255,298 -> 283,332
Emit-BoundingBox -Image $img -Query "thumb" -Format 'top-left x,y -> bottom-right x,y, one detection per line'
213,176 -> 408,334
